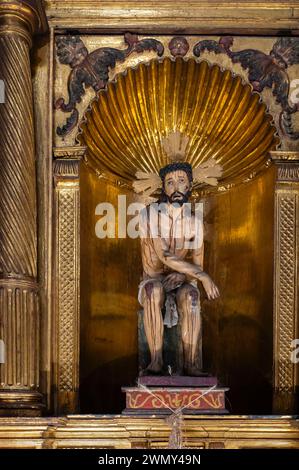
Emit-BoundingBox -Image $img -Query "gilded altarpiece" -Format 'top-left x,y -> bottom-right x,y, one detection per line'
0,0 -> 299,449
50,31 -> 299,416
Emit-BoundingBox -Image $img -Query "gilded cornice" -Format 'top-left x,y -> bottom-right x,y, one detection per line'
45,1 -> 299,34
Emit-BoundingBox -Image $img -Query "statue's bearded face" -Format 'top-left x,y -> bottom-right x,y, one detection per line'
163,170 -> 192,205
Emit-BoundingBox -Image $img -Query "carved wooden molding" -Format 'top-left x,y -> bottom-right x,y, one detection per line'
53,146 -> 85,414
54,146 -> 87,159
0,415 -> 298,449
270,151 -> 299,162
45,1 -> 299,34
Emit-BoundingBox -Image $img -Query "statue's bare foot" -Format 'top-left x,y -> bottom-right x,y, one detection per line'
184,367 -> 208,377
145,361 -> 163,375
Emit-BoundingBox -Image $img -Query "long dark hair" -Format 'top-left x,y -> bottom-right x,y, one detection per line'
159,162 -> 193,185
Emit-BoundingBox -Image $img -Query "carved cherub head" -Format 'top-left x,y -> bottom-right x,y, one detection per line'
56,36 -> 88,68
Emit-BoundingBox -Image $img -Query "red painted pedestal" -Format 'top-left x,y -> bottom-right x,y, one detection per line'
122,376 -> 229,414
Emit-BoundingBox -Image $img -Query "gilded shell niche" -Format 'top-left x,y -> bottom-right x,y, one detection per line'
77,57 -> 279,189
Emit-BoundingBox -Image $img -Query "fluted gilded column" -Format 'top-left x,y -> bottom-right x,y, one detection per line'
0,1 -> 47,416
271,151 -> 299,414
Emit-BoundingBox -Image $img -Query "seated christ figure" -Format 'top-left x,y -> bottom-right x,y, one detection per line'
133,131 -> 222,376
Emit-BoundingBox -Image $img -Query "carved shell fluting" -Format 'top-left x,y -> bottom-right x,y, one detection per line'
77,57 -> 279,189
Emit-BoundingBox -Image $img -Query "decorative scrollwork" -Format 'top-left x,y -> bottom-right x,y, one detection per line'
55,33 -> 164,136
193,37 -> 299,140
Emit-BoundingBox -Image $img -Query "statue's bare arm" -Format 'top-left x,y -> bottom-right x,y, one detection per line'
192,241 -> 219,300
150,237 -> 219,300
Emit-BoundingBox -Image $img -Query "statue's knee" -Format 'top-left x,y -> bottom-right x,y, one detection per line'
144,280 -> 163,300
189,287 -> 199,305
178,285 -> 199,306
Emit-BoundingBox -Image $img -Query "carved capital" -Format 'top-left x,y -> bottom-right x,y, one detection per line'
270,151 -> 299,183
0,0 -> 48,46
53,146 -> 86,187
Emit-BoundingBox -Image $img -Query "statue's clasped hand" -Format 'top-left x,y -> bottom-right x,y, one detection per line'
162,272 -> 186,292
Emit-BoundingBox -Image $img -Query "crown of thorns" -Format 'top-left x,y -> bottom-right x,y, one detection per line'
133,131 -> 223,203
